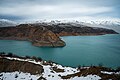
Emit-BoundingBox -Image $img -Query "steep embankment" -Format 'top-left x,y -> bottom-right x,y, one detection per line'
0,24 -> 65,47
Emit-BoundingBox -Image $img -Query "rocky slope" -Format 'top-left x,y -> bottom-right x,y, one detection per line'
0,53 -> 120,80
32,23 -> 118,36
0,24 -> 65,47
0,22 -> 118,47
0,58 -> 43,75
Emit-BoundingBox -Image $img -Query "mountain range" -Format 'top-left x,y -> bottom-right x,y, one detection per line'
29,20 -> 120,33
79,20 -> 120,33
0,19 -> 17,27
0,19 -> 120,33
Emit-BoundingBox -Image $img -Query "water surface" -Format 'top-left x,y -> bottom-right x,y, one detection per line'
0,34 -> 120,68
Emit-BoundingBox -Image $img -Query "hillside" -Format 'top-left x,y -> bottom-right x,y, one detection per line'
0,53 -> 120,80
0,24 -> 65,47
0,22 -> 118,47
31,22 -> 118,36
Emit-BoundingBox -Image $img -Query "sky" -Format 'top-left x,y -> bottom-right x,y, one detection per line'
0,0 -> 120,22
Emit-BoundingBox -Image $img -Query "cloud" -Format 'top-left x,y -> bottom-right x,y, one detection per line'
0,4 -> 113,17
0,0 -> 119,22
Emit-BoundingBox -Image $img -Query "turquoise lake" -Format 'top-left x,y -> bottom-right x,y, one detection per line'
0,34 -> 120,68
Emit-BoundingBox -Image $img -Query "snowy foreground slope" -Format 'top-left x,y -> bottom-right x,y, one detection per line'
0,54 -> 120,80
0,72 -> 101,80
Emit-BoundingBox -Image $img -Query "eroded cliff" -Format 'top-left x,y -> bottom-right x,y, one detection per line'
0,24 -> 65,47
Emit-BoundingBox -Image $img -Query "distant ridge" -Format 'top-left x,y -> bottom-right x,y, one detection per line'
0,19 -> 17,27
26,19 -> 120,33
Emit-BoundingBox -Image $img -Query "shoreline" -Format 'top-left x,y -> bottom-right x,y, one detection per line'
0,23 -> 118,47
0,33 -> 118,47
0,53 -> 120,80
0,52 -> 119,69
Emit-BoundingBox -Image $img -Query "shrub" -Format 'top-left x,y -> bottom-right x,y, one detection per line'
78,65 -> 81,69
0,52 -> 5,55
98,63 -> 103,67
25,55 -> 31,59
32,56 -> 37,59
37,57 -> 42,61
7,52 -> 13,57
116,67 -> 120,72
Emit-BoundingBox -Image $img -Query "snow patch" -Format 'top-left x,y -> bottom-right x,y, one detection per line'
71,75 -> 101,80
101,71 -> 120,75
0,71 -> 40,80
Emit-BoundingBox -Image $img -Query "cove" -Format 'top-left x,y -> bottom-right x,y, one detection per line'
0,34 -> 120,68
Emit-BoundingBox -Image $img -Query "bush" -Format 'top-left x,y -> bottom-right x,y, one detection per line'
78,65 -> 81,69
0,52 -> 5,55
116,67 -> 120,72
98,63 -> 103,67
32,56 -> 39,62
32,56 -> 37,59
37,57 -> 42,61
48,60 -> 53,63
25,55 -> 31,59
7,52 -> 13,57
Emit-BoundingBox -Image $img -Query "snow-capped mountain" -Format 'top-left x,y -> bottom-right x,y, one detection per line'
33,20 -> 120,33
1,19 -> 119,33
79,20 -> 120,33
0,19 -> 17,27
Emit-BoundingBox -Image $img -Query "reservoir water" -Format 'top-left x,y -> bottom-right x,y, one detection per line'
0,34 -> 120,68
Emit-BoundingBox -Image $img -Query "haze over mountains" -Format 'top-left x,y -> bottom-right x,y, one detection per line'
80,20 -> 120,33
0,19 -> 119,33
0,19 -> 17,27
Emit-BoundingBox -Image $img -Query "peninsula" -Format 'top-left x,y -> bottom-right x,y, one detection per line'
0,23 -> 118,47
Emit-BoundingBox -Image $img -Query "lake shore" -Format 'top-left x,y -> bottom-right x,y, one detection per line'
0,23 -> 118,47
0,53 -> 120,80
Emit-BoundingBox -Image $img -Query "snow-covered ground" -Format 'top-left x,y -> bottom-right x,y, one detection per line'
0,72 -> 101,80
42,65 -> 79,80
5,57 -> 81,80
0,71 -> 40,80
1,56 -> 120,80
3,56 -> 120,80
101,71 -> 120,75
71,75 -> 101,80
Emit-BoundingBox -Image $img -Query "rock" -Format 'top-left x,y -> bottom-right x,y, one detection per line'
0,24 -> 65,47
0,58 -> 43,75
40,23 -> 118,36
0,23 -> 118,47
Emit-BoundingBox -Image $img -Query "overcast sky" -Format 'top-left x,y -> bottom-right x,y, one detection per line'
0,0 -> 120,22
